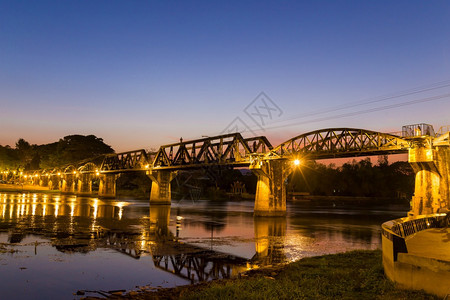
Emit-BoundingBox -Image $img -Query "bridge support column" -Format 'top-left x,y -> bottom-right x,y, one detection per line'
61,175 -> 76,193
251,160 -> 291,216
48,175 -> 60,190
98,174 -> 119,198
77,174 -> 93,195
31,176 -> 39,186
147,170 -> 177,205
39,176 -> 48,187
408,142 -> 450,216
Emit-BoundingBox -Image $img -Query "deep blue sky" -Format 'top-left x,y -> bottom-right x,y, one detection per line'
1,1 -> 450,151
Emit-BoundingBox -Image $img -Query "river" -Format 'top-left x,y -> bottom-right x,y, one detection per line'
0,192 -> 408,299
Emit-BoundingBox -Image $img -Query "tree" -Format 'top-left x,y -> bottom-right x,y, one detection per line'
15,138 -> 35,169
42,135 -> 114,167
0,145 -> 20,169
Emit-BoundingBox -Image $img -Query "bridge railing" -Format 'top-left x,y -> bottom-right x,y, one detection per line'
401,123 -> 435,138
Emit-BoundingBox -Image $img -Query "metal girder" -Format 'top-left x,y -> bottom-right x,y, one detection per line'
152,133 -> 272,170
268,128 -> 411,160
18,127 -> 441,176
152,251 -> 248,282
78,162 -> 98,173
100,149 -> 151,173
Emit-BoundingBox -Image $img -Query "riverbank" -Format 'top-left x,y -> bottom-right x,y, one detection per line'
81,250 -> 437,299
0,183 -> 55,193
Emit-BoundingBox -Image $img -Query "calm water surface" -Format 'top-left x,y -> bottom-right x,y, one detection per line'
0,192 -> 407,299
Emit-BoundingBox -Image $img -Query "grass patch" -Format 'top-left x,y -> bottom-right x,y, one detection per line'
98,250 -> 437,299
159,250 -> 436,300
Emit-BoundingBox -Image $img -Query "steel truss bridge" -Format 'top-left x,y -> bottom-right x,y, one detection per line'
3,123 -> 449,216
7,127 -> 437,177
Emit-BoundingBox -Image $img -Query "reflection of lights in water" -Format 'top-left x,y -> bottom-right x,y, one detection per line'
70,203 -> 75,217
2,204 -> 5,218
32,204 -> 36,216
92,199 -> 98,219
54,204 -> 59,217
10,205 -> 13,219
141,240 -> 145,249
43,204 -> 47,216
117,202 -> 124,220
176,216 -> 183,232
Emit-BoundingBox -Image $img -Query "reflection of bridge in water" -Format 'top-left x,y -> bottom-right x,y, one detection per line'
3,124 -> 450,217
0,195 -> 286,283
145,206 -> 287,282
97,206 -> 287,283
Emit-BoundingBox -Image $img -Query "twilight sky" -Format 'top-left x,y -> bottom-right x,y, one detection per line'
1,1 -> 450,152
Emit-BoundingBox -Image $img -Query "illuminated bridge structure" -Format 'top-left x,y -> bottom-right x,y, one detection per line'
2,124 -> 449,217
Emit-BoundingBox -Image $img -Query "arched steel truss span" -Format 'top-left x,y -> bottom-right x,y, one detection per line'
268,128 -> 411,160
153,133 -> 272,170
100,149 -> 153,173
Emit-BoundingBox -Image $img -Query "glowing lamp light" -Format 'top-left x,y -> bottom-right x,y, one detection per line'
293,159 -> 301,166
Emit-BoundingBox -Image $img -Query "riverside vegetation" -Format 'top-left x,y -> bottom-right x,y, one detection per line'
83,250 -> 437,300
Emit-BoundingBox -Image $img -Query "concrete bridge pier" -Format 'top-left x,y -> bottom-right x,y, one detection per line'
147,170 -> 178,205
39,176 -> 49,187
98,174 -> 119,198
30,176 -> 39,186
48,175 -> 60,190
251,160 -> 292,216
61,175 -> 76,193
408,141 -> 450,216
77,173 -> 93,195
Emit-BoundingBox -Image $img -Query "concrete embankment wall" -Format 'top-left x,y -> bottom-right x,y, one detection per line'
383,235 -> 450,298
382,221 -> 450,298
